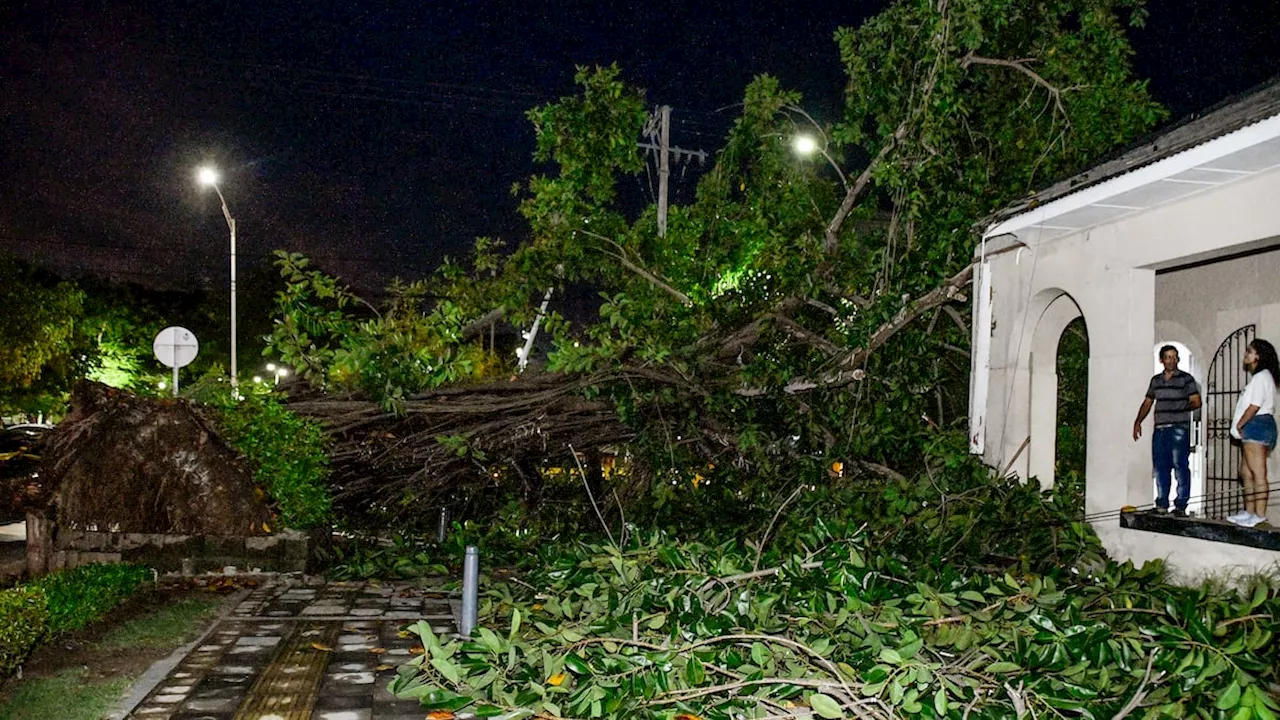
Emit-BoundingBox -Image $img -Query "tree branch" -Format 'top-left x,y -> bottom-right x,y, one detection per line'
837,262 -> 974,371
961,52 -> 1066,116
770,314 -> 844,356
1112,651 -> 1162,720
823,123 -> 909,255
580,229 -> 692,306
459,307 -> 505,341
733,262 -> 975,396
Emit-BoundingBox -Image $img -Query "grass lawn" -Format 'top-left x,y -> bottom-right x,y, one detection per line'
0,593 -> 225,720
0,670 -> 130,720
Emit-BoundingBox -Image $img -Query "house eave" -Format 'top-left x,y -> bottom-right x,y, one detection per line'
984,112 -> 1280,241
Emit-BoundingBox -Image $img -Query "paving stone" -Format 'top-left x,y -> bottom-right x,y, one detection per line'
235,635 -> 283,646
210,664 -> 259,675
315,710 -> 373,720
317,681 -> 376,696
181,697 -> 239,712
326,670 -> 377,685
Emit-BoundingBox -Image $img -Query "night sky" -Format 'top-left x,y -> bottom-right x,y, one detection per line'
2,0 -> 1279,294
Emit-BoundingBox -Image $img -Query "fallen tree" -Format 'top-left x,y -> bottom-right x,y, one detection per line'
286,371 -> 634,520
270,0 -> 1165,530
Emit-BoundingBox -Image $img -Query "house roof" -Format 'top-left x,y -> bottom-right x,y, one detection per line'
984,76 -> 1280,240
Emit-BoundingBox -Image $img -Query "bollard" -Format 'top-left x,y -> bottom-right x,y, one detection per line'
461,545 -> 479,637
437,507 -> 449,544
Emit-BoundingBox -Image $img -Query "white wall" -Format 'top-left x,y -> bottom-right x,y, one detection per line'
976,167 -> 1280,581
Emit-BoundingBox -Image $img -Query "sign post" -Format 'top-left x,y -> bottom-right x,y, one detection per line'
153,327 -> 199,397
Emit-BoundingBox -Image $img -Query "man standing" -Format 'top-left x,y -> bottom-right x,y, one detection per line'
1133,346 -> 1202,515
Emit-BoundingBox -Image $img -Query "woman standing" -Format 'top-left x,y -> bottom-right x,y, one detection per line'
1228,338 -> 1278,527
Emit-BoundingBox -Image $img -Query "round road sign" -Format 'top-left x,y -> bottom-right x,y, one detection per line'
153,326 -> 199,369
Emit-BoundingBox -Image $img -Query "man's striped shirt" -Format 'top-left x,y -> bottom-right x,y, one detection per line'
1146,370 -> 1201,426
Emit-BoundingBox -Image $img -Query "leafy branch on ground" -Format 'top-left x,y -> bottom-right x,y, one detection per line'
392,521 -> 1278,719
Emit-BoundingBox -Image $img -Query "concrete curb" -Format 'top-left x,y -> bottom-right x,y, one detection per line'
105,586 -> 253,720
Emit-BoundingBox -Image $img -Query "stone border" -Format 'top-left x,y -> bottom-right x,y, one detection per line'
52,529 -> 308,574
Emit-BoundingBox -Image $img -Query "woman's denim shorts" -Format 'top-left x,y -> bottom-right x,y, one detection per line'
1241,413 -> 1277,448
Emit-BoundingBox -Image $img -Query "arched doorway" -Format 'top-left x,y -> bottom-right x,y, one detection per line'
1054,318 -> 1088,509
1027,292 -> 1084,488
1204,325 -> 1255,520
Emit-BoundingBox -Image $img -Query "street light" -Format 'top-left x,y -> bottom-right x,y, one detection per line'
197,165 -> 238,392
791,134 -> 849,190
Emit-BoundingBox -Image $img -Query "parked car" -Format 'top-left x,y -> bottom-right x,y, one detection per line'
0,424 -> 50,524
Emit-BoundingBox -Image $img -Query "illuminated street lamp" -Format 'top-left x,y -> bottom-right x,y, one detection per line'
791,134 -> 849,190
197,165 -> 238,392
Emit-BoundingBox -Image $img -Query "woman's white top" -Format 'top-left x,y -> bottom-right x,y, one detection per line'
1231,369 -> 1277,439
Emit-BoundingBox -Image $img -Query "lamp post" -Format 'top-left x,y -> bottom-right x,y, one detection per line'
792,134 -> 849,190
197,166 -> 238,392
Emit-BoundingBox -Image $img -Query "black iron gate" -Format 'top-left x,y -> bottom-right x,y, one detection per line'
1204,325 -> 1254,519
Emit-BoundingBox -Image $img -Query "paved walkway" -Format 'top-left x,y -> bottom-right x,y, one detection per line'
123,578 -> 456,720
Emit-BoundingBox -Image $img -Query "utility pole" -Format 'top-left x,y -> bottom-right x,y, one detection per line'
657,105 -> 670,237
640,106 -> 709,239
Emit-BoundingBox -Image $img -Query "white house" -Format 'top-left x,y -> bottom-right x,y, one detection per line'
969,78 -> 1280,581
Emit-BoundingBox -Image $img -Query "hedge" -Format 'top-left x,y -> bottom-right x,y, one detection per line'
0,563 -> 153,680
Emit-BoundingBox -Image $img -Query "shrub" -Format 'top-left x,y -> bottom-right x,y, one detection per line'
0,586 -> 49,679
31,563 -> 153,634
0,563 -> 152,680
199,386 -> 332,529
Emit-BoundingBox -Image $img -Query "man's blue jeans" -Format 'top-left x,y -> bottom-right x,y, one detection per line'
1153,424 -> 1191,511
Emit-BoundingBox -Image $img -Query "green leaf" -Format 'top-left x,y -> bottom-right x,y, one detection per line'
751,642 -> 769,666
879,648 -> 903,665
478,626 -> 503,653
1217,681 -> 1242,710
563,653 -> 592,676
510,607 -> 522,640
685,655 -> 706,685
933,688 -> 948,715
897,638 -> 923,660
986,661 -> 1021,673
430,656 -> 462,685
810,692 -> 844,719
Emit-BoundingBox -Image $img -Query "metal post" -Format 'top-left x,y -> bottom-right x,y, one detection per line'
172,363 -> 179,398
657,105 -> 670,237
518,287 -> 553,373
460,545 -> 479,636
229,215 -> 237,392
437,507 -> 449,544
211,183 -> 238,393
